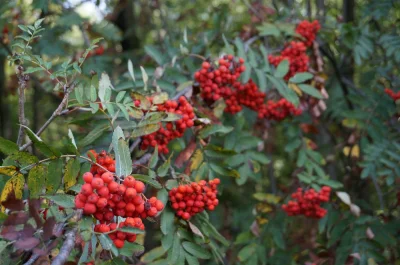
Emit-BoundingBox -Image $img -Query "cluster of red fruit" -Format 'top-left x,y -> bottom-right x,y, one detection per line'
88,150 -> 116,174
295,20 -> 321,47
281,186 -> 331,219
94,217 -> 144,249
384,88 -> 400,101
194,55 -> 301,121
86,45 -> 105,58
258,98 -> 302,121
75,172 -> 164,220
140,96 -> 195,154
169,179 -> 220,220
268,41 -> 309,80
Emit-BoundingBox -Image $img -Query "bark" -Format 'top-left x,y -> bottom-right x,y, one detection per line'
316,0 -> 326,21
112,0 -> 140,51
306,0 -> 312,18
0,55 -> 6,138
342,0 -> 355,82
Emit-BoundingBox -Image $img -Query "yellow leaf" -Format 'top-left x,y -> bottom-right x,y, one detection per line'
0,166 -> 21,177
289,83 -> 303,96
343,146 -> 351,157
256,203 -> 273,213
190,150 -> 203,171
342,118 -> 359,128
1,174 -> 25,204
253,193 -> 281,204
256,216 -> 268,225
351,145 -> 360,158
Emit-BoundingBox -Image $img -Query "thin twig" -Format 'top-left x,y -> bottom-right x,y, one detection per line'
371,177 -> 384,210
172,86 -> 192,101
50,228 -> 77,265
80,24 -> 91,47
129,138 -> 141,153
133,153 -> 152,168
16,68 -> 28,146
20,84 -> 76,151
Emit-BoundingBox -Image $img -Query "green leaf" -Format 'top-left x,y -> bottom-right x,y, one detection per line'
98,234 -> 113,250
234,37 -> 246,60
157,154 -> 172,177
144,45 -> 165,65
72,62 -> 81,74
165,179 -> 179,190
119,227 -> 145,234
222,34 -> 234,55
266,74 -> 299,106
116,91 -> 126,103
89,102 -> 99,114
317,179 -> 344,189
120,242 -> 144,257
127,60 -> 135,82
0,137 -> 19,155
23,67 -> 43,74
298,84 -> 323,99
274,59 -> 289,79
28,164 -> 47,198
78,240 -> 89,264
46,158 -> 63,193
161,206 -> 175,235
185,253 -> 200,265
132,174 -> 161,189
210,163 -> 239,178
289,72 -> 313,83
169,234 -> 181,264
75,84 -> 84,105
43,194 -> 75,208
115,138 -> 132,177
131,123 -> 160,138
248,152 -> 270,164
90,85 -> 97,102
199,124 -> 233,138
22,125 -> 59,157
140,246 -> 166,262
257,23 -> 280,37
64,158 -> 80,190
79,124 -> 110,148
149,147 -> 159,168
238,244 -> 256,262
182,242 -> 211,259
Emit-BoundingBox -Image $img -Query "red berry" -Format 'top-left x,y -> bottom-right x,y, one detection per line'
83,172 -> 93,183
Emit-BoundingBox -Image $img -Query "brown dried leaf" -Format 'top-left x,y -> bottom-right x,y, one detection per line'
174,140 -> 197,168
14,237 -> 40,250
43,217 -> 56,241
1,191 -> 24,211
4,212 -> 29,226
29,199 -> 43,228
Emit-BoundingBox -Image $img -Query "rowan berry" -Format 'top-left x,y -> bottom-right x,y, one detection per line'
83,172 -> 93,183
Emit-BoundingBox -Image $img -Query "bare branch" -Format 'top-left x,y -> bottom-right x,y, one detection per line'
20,84 -> 76,151
133,153 -> 152,168
16,67 -> 28,146
129,138 -> 141,153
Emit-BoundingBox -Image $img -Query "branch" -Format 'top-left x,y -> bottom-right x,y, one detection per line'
133,153 -> 152,168
20,84 -> 76,151
51,228 -> 77,265
16,67 -> 28,146
129,138 -> 141,153
318,41 -> 354,110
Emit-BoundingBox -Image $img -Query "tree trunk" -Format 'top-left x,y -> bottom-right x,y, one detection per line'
342,0 -> 355,82
306,0 -> 312,18
113,0 -> 140,51
316,0 -> 326,21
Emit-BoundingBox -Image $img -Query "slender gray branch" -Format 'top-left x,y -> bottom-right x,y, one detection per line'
133,153 -> 152,168
130,138 -> 141,153
20,84 -> 76,151
16,68 -> 28,146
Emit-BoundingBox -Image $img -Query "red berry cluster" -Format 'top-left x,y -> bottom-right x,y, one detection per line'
258,98 -> 302,121
75,172 -> 164,219
88,150 -> 116,174
295,20 -> 321,47
86,45 -> 105,58
195,55 -> 301,120
384,88 -> 400,101
169,178 -> 220,220
141,96 -> 195,154
194,56 -> 266,114
94,217 -> 144,248
281,186 -> 331,219
268,41 -> 309,80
